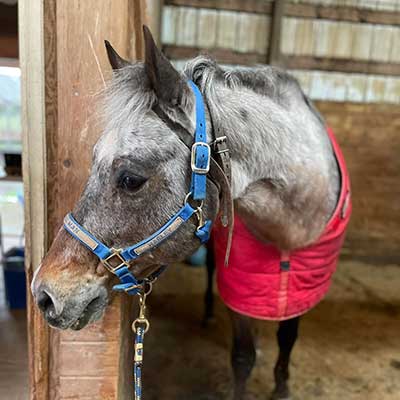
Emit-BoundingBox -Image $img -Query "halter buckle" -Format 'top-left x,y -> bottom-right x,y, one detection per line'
102,248 -> 129,273
191,142 -> 210,174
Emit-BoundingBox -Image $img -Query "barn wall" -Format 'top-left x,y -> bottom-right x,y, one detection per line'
318,101 -> 400,261
161,0 -> 400,104
159,0 -> 400,259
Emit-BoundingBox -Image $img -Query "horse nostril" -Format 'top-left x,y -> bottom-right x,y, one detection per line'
37,289 -> 53,313
36,288 -> 63,318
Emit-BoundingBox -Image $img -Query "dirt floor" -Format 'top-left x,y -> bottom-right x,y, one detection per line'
0,258 -> 398,400
141,259 -> 400,400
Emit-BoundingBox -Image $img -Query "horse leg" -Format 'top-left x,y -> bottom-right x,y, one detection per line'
203,243 -> 215,326
271,317 -> 300,400
230,310 -> 256,400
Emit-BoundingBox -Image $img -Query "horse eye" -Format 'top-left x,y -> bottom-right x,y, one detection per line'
118,173 -> 147,192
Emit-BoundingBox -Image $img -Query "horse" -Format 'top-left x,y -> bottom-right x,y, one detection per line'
31,26 -> 351,400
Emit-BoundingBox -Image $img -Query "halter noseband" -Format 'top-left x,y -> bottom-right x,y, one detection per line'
63,81 -> 213,295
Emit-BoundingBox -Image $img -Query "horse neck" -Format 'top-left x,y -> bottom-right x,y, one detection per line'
206,83 -> 339,213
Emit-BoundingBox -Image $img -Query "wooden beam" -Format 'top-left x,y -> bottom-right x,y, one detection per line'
268,0 -> 286,66
19,1 -> 51,399
147,0 -> 164,46
164,0 -> 400,26
20,1 -> 147,399
284,55 -> 400,77
164,0 -> 273,14
129,0 -> 147,61
286,3 -> 400,26
164,45 -> 400,76
163,44 -> 266,64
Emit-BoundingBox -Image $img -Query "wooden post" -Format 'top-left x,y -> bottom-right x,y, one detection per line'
20,1 -> 50,398
20,1 -> 145,399
268,0 -> 286,66
146,0 -> 163,46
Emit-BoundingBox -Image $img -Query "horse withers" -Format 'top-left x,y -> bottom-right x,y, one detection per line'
31,26 -> 351,400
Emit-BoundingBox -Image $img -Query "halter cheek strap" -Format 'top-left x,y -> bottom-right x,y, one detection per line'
63,80 -> 213,295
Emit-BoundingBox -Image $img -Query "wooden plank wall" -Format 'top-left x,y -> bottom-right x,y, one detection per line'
158,0 -> 400,259
161,0 -> 400,104
20,1 -> 145,399
318,101 -> 400,261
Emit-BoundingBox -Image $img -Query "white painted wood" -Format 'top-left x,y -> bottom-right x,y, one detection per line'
289,69 -> 399,104
291,70 -> 312,95
147,0 -> 163,46
351,23 -> 373,60
176,7 -> 198,47
161,6 -> 177,45
389,26 -> 400,63
172,59 -> 188,71
216,11 -> 239,50
298,0 -> 398,9
309,71 -> 328,100
294,18 -> 314,55
197,9 -> 218,48
346,73 -> 367,102
383,76 -> 400,103
237,13 -> 257,53
365,75 -> 387,102
331,21 -> 354,59
370,25 -> 395,62
254,15 -> 270,54
313,20 -> 332,58
281,17 -> 297,55
20,0 -> 48,273
376,0 -> 398,11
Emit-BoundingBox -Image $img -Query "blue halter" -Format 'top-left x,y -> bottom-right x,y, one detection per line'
63,81 -> 212,295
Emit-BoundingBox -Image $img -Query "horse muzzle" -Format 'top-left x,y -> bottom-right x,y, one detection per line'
32,276 -> 109,330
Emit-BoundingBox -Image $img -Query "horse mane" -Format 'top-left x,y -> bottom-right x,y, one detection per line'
183,55 -> 324,123
101,55 -> 324,130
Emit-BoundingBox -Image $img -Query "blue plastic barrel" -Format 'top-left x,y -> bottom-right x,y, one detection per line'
3,247 -> 26,309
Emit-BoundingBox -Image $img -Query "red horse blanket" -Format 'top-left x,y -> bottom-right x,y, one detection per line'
212,127 -> 351,320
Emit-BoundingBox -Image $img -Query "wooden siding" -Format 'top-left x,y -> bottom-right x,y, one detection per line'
161,3 -> 400,103
317,101 -> 400,259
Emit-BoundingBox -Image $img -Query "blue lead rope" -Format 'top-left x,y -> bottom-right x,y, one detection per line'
134,326 -> 145,400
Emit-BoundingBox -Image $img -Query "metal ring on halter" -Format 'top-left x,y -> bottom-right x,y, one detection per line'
132,318 -> 150,333
195,207 -> 205,230
184,192 -> 204,209
142,280 -> 153,297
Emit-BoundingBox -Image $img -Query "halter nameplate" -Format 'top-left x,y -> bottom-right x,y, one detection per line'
64,214 -> 98,251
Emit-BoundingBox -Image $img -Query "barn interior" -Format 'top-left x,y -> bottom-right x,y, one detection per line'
2,1 -> 400,399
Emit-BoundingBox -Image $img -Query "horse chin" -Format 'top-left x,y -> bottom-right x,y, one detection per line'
69,296 -> 108,331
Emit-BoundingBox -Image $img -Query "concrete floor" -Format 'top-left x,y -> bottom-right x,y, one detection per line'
141,260 -> 400,400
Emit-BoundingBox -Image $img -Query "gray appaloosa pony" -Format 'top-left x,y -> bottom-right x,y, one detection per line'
32,27 -> 349,400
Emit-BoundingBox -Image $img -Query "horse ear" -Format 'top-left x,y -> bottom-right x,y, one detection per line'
104,40 -> 130,70
143,25 -> 186,105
